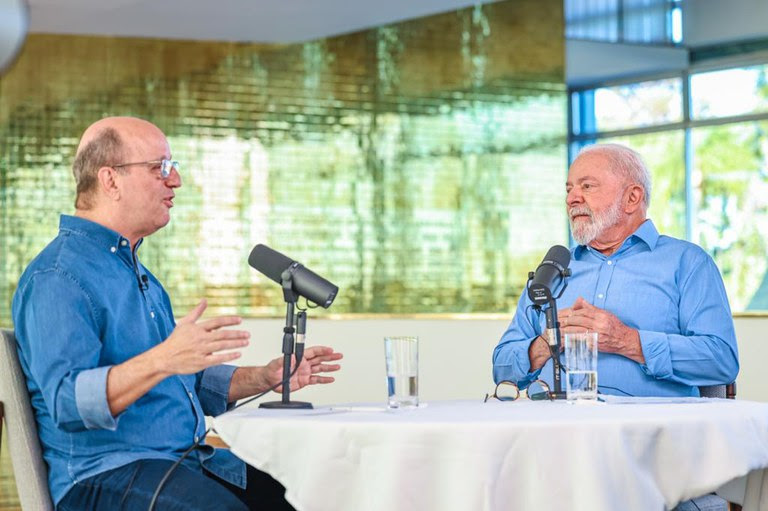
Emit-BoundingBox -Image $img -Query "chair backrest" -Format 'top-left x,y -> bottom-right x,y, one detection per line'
699,382 -> 737,399
0,329 -> 54,510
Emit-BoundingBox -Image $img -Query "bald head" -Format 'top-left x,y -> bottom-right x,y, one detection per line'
72,117 -> 164,210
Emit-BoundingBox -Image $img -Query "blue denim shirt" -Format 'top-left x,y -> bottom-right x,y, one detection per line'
493,220 -> 739,397
12,215 -> 245,505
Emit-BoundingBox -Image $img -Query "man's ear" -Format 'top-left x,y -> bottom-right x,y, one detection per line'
624,184 -> 644,213
97,166 -> 121,201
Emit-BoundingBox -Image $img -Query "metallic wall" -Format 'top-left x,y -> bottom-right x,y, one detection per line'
0,0 -> 566,321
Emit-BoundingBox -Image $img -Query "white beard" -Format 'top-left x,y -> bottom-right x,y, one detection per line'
569,197 -> 624,246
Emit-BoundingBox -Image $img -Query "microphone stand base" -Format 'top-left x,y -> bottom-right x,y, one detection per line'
259,400 -> 313,409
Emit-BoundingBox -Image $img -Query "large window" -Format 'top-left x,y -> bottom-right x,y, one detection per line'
570,60 -> 768,312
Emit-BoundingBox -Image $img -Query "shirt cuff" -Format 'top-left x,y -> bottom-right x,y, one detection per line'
638,330 -> 673,379
198,364 -> 238,416
74,366 -> 118,430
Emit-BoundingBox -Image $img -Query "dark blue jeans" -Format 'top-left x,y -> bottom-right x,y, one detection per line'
57,459 -> 296,511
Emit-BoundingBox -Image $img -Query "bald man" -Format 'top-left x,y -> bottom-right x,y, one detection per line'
12,117 -> 343,510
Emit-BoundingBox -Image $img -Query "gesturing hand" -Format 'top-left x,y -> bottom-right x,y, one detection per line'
559,297 -> 645,364
155,299 -> 250,376
265,346 -> 343,392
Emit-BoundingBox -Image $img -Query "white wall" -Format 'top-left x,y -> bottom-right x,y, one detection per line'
234,316 -> 765,407
732,317 -> 767,401
683,0 -> 768,47
566,40 -> 688,87
237,318 -> 502,407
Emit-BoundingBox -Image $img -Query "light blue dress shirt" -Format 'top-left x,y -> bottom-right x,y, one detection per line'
492,220 -> 739,397
12,215 -> 245,505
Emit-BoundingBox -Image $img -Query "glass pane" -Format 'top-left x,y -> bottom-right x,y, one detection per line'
565,0 -> 673,44
600,131 -> 686,240
692,122 -> 768,311
565,0 -> 620,42
622,0 -> 670,44
592,78 -> 683,133
691,65 -> 768,120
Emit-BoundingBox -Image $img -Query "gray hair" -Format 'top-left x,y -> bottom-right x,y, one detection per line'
577,143 -> 652,208
72,128 -> 124,210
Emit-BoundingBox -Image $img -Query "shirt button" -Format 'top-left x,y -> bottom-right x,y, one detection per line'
194,435 -> 199,442
150,311 -> 155,318
188,391 -> 194,398
598,293 -> 604,299
607,261 -> 613,265
120,240 -> 128,246
110,247 -> 116,253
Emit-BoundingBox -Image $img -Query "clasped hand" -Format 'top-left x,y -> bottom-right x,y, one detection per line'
558,297 -> 644,364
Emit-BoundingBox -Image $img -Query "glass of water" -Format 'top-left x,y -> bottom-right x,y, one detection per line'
384,336 -> 419,408
564,332 -> 598,401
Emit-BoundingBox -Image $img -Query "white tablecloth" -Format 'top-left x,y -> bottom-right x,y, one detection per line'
213,398 -> 768,511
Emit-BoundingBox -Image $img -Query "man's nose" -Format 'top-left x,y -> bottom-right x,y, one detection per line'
165,168 -> 182,188
566,187 -> 582,206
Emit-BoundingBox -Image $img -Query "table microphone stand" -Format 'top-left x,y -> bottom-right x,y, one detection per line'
527,264 -> 571,401
543,299 -> 567,400
260,271 -> 313,409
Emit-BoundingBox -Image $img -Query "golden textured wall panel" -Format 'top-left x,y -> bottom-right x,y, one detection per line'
0,0 -> 566,322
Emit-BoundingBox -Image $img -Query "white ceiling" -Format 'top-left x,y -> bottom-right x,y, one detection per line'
27,0 -> 499,43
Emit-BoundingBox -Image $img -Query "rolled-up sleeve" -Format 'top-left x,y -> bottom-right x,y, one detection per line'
197,364 -> 237,416
493,293 -> 545,386
75,366 -> 118,430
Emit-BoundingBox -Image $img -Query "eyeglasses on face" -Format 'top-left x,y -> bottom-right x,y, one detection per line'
111,159 -> 180,179
484,379 -> 553,402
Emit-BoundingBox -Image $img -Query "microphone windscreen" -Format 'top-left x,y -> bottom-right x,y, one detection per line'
248,244 -> 294,284
543,245 -> 571,269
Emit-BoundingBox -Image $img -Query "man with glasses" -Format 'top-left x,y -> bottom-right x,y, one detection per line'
492,143 -> 738,399
12,116 -> 343,510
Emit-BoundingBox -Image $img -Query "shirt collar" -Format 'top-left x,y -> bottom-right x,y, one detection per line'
631,219 -> 659,250
574,218 -> 659,258
58,214 -> 143,254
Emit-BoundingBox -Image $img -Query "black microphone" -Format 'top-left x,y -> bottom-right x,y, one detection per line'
137,274 -> 149,291
527,245 -> 571,306
248,244 -> 339,308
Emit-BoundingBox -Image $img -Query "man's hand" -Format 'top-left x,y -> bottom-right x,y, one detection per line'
228,346 -> 343,401
265,346 -> 343,392
107,299 -> 249,415
528,335 -> 552,372
558,297 -> 645,364
154,299 -> 250,376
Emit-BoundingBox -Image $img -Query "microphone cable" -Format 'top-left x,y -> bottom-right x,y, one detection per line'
148,355 -> 304,511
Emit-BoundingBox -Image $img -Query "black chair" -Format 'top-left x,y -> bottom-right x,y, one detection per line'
673,382 -> 740,511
